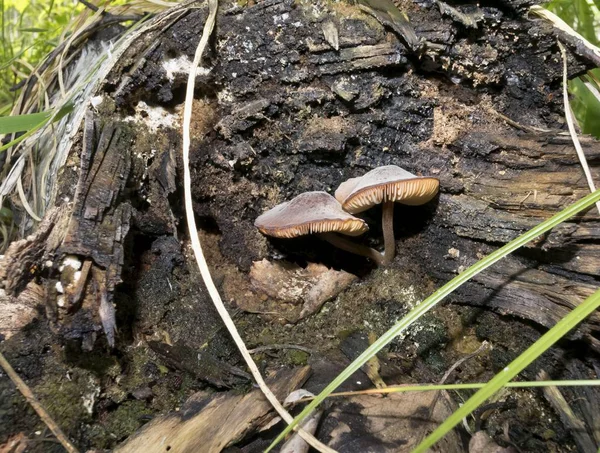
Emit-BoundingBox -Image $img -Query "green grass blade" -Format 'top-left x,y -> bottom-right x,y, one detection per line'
265,188 -> 600,452
327,380 -> 600,396
0,121 -> 44,152
0,111 -> 51,133
340,379 -> 600,397
0,46 -> 29,70
414,287 -> 600,452
0,102 -> 73,151
19,27 -> 48,32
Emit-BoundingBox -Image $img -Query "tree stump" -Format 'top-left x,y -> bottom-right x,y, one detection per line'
1,0 -> 600,451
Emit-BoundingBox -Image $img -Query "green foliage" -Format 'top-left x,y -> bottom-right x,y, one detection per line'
0,102 -> 73,156
0,101 -> 72,134
0,0 -> 84,111
569,72 -> 600,134
0,110 -> 53,133
547,0 -> 600,137
546,0 -> 600,44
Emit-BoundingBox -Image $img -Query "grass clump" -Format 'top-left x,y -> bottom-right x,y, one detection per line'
0,0 -> 84,113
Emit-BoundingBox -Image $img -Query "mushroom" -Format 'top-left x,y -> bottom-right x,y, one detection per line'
335,165 -> 439,265
255,191 -> 385,265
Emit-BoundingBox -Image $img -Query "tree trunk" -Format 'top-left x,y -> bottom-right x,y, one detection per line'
1,0 -> 600,451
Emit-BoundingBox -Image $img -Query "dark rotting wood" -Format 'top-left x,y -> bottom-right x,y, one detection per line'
2,0 -> 600,450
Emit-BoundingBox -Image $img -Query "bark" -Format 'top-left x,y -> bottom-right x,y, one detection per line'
5,0 -> 598,347
176,0 -> 600,343
2,0 -> 600,450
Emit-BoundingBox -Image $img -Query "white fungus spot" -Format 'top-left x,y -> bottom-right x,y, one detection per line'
90,95 -> 103,109
123,101 -> 179,133
62,255 -> 82,271
162,55 -> 197,82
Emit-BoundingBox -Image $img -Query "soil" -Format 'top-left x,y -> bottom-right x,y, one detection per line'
1,0 -> 600,451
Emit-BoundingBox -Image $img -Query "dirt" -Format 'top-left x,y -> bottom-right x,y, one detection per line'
2,0 -> 600,451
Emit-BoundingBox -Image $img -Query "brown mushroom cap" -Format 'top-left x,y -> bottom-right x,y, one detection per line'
255,191 -> 369,238
335,165 -> 439,214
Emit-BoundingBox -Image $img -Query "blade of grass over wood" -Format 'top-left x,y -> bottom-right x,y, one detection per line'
266,188 -> 600,452
0,102 -> 72,151
311,380 -> 600,399
414,287 -> 600,452
558,40 -> 600,214
529,6 -> 600,60
0,118 -> 47,152
0,111 -> 51,133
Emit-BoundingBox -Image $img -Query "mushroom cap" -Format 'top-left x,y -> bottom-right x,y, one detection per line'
335,165 -> 439,214
255,191 -> 368,238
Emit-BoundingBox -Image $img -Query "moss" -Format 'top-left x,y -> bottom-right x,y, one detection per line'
119,344 -> 155,393
94,95 -> 117,118
256,328 -> 277,346
34,376 -> 93,430
63,347 -> 121,378
336,329 -> 356,341
150,372 -> 201,413
105,384 -> 128,404
104,400 -> 151,442
286,350 -> 309,366
86,423 -> 114,450
422,349 -> 447,373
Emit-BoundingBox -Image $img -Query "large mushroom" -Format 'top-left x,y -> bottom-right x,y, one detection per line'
255,191 -> 385,265
335,165 -> 439,265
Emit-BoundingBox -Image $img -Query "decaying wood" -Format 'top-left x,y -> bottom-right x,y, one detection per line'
115,366 -> 311,453
0,282 -> 44,340
245,259 -> 357,322
469,432 -> 515,453
167,0 -> 599,347
60,113 -> 132,271
0,207 -> 68,295
538,370 -> 597,453
2,0 -> 600,450
54,113 -> 132,346
1,0 -> 597,348
320,392 -> 463,452
148,340 -> 253,387
0,111 -> 133,346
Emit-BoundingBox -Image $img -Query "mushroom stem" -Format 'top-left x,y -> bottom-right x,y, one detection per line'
319,233 -> 385,266
382,201 -> 395,265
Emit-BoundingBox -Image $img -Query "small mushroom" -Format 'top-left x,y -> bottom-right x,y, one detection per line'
335,165 -> 439,265
255,191 -> 384,265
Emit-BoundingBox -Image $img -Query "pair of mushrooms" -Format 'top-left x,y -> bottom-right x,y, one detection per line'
255,165 -> 439,266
